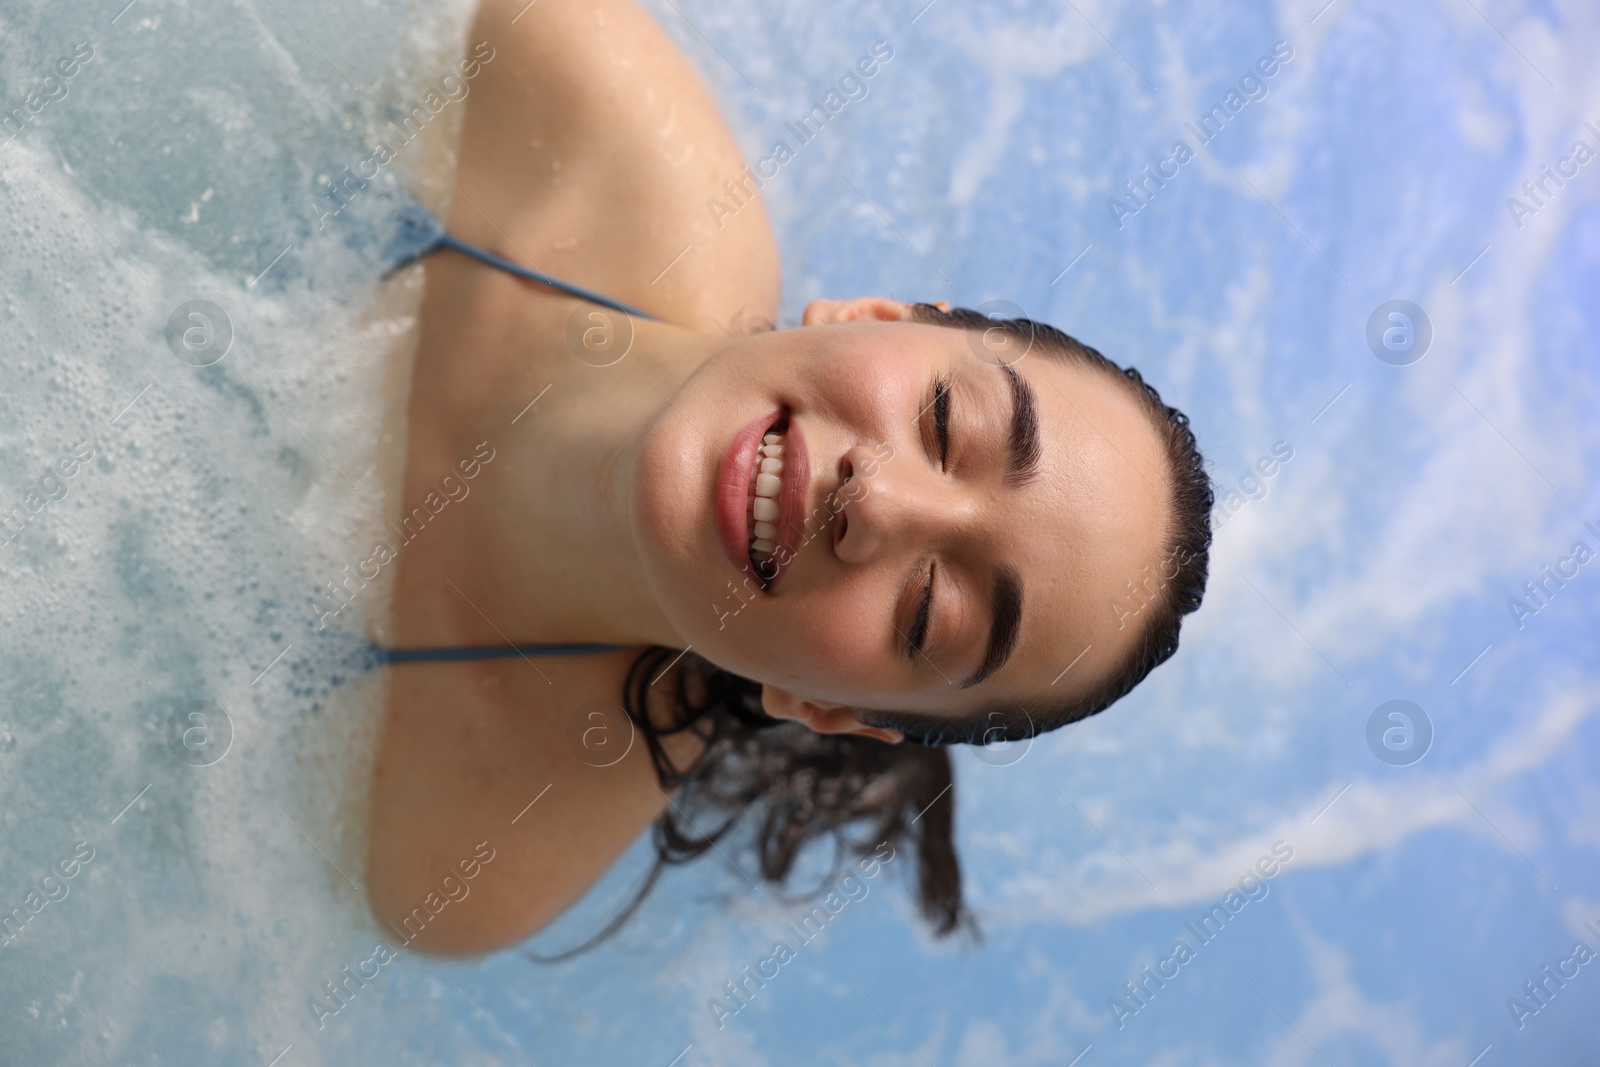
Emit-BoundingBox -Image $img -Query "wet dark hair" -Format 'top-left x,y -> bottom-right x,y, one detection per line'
527,307 -> 1211,963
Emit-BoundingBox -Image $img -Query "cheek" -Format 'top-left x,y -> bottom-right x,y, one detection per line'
678,579 -> 892,696
811,350 -> 919,430
775,598 -> 888,690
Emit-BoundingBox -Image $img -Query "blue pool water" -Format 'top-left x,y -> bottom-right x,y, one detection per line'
2,0 -> 1597,1064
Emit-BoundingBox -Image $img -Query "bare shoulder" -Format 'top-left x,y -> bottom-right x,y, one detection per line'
364,651 -> 707,956
447,0 -> 781,333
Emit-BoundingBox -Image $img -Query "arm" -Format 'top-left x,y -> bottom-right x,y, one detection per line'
365,657 -> 708,957
445,0 -> 782,333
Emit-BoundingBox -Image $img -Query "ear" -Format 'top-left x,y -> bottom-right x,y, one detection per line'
760,685 -> 904,745
800,297 -> 950,326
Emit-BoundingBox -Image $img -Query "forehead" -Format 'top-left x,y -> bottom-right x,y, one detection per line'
969,344 -> 1171,705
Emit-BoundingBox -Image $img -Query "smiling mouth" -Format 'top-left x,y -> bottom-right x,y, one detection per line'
746,412 -> 790,576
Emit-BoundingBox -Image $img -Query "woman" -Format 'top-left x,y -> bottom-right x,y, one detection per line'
364,0 -> 1212,957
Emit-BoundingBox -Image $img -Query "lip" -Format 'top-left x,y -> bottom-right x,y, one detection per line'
716,408 -> 782,580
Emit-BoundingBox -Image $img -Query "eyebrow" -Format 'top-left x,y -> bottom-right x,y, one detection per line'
999,363 -> 1042,486
958,562 -> 1023,689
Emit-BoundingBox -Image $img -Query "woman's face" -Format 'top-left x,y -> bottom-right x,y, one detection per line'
631,298 -> 1170,741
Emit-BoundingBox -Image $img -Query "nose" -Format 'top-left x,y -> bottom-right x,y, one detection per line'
833,442 -> 975,565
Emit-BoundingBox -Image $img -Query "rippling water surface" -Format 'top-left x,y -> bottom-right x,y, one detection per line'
1,0 -> 1596,1063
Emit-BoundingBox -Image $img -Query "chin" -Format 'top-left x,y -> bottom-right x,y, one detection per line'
629,401 -> 724,641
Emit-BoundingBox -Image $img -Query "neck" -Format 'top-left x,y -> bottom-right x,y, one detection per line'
473,319 -> 726,649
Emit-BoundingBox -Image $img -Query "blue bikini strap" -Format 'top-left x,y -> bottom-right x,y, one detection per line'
390,219 -> 660,322
372,642 -> 626,666
431,233 -> 659,322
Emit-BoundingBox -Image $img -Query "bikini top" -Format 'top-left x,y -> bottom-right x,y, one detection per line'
383,188 -> 660,322
370,187 -> 654,666
371,642 -> 625,665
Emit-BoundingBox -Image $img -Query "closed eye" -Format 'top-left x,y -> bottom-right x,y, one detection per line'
906,376 -> 950,660
906,562 -> 934,658
933,374 -> 951,469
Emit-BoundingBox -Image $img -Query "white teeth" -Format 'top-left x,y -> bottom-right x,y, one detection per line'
748,427 -> 788,564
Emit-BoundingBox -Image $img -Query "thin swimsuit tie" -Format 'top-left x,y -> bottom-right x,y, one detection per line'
371,642 -> 624,665
381,187 -> 660,322
368,184 -> 648,665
